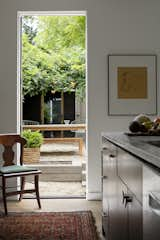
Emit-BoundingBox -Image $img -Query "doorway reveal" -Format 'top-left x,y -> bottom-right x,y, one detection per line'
17,11 -> 87,198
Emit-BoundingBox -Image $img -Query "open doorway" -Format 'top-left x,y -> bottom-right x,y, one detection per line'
17,11 -> 87,198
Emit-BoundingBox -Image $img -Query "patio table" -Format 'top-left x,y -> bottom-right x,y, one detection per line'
22,124 -> 86,155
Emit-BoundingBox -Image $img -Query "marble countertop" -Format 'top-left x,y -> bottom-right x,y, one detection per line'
102,132 -> 160,169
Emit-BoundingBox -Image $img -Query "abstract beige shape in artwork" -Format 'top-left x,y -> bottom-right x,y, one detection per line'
117,67 -> 147,99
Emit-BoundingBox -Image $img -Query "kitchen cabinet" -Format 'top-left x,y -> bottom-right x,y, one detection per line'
101,136 -> 160,240
127,189 -> 142,240
117,147 -> 142,203
142,165 -> 160,240
102,141 -> 128,240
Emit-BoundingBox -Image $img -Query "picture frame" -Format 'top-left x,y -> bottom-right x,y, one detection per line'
108,54 -> 157,116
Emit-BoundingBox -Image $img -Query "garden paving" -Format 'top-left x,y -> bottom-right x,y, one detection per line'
26,142 -> 86,197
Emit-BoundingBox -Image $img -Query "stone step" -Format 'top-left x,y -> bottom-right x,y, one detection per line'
82,181 -> 86,187
28,164 -> 81,173
27,164 -> 82,182
40,143 -> 79,154
40,151 -> 77,156
82,160 -> 86,170
39,152 -> 83,165
82,170 -> 86,181
39,173 -> 82,182
40,161 -> 72,165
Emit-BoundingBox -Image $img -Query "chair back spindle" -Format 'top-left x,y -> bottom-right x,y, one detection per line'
3,146 -> 15,166
0,135 -> 26,166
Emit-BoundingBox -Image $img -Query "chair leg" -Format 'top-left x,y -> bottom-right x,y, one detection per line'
2,176 -> 8,215
19,176 -> 25,201
35,175 -> 41,209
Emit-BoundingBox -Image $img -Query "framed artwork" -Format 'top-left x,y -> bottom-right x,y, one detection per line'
108,54 -> 157,115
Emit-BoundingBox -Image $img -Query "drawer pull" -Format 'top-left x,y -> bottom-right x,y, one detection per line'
102,212 -> 108,217
122,191 -> 128,204
102,175 -> 108,179
122,191 -> 133,207
125,195 -> 133,207
102,147 -> 108,151
109,154 -> 115,158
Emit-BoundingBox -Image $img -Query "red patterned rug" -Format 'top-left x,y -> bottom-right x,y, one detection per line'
0,211 -> 99,240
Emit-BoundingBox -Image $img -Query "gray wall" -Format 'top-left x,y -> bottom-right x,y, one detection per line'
0,0 -> 160,199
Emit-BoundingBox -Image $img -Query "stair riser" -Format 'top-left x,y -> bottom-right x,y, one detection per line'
38,166 -> 81,173
82,161 -> 86,170
27,173 -> 82,182
82,174 -> 86,181
82,181 -> 86,187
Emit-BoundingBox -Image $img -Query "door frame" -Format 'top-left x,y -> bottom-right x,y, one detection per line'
17,10 -> 88,196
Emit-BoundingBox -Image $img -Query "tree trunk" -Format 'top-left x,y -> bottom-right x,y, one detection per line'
40,94 -> 44,124
61,91 -> 64,124
61,92 -> 64,137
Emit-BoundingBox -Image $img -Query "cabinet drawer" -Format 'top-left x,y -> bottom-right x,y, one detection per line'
102,137 -> 117,157
127,189 -> 142,240
143,164 -> 160,195
117,147 -> 142,203
143,165 -> 160,239
102,144 -> 117,217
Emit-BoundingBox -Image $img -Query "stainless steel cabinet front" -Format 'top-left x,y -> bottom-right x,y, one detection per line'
143,165 -> 160,240
127,189 -> 142,240
101,140 -> 117,217
107,179 -> 129,240
102,135 -> 160,240
117,147 -> 142,203
102,140 -> 128,240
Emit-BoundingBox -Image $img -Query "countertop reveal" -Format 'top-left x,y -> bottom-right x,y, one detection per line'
102,132 -> 160,169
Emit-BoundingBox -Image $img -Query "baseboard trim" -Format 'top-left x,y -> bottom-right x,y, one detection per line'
86,192 -> 102,200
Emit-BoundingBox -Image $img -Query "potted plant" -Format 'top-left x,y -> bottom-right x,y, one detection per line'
22,130 -> 43,164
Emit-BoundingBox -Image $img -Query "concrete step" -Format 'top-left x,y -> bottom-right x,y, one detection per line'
38,165 -> 81,174
40,151 -> 77,156
39,151 -> 82,165
39,161 -> 72,165
82,170 -> 86,181
82,181 -> 86,187
82,160 -> 86,170
39,173 -> 82,182
26,141 -> 85,182
40,143 -> 79,154
27,164 -> 82,182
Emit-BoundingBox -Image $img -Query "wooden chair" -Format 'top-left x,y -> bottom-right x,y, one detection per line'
0,134 -> 41,215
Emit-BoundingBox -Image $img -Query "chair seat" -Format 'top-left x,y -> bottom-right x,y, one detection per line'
0,134 -> 42,215
0,165 -> 38,174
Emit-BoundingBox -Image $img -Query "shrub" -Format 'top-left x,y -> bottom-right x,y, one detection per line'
22,130 -> 43,148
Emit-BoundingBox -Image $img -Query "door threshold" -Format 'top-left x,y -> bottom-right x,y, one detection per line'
24,195 -> 86,199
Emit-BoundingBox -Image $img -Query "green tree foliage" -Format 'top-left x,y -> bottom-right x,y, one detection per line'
22,16 -> 37,44
22,16 -> 86,101
35,16 -> 85,50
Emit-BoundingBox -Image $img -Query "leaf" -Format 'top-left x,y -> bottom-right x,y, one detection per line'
22,16 -> 86,101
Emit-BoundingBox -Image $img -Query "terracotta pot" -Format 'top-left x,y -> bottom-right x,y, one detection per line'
23,148 -> 40,164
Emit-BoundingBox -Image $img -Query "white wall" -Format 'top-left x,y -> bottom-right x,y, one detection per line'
0,0 -> 160,199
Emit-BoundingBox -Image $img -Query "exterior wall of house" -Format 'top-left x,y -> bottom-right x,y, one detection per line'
0,0 -> 160,199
